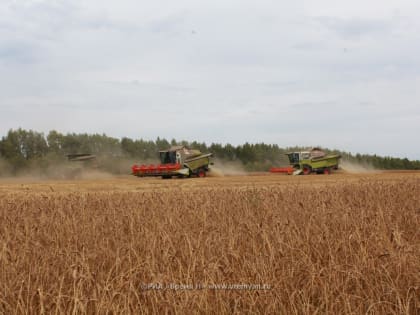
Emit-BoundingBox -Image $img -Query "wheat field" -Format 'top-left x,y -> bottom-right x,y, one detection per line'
0,173 -> 419,314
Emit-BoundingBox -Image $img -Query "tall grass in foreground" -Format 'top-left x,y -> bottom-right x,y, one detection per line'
0,178 -> 419,314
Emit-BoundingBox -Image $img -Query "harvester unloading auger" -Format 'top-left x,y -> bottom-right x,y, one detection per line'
270,148 -> 341,175
131,146 -> 213,179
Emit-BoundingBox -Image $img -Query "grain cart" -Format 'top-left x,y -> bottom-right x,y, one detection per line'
132,146 -> 213,179
270,148 -> 341,175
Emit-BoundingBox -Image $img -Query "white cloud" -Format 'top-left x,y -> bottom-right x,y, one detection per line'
0,0 -> 419,159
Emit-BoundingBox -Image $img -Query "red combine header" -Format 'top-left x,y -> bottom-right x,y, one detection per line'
132,163 -> 181,176
269,166 -> 294,175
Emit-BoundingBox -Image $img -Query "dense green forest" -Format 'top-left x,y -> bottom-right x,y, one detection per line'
0,128 -> 419,176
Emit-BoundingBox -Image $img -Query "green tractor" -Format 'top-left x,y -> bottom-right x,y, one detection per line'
132,146 -> 213,179
287,148 -> 341,175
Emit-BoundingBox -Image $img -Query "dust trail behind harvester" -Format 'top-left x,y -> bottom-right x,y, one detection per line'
0,158 -> 12,178
340,160 -> 378,174
208,159 -> 247,177
0,157 -> 128,182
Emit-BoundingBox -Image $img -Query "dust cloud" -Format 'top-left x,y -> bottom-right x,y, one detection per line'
208,159 -> 247,177
0,158 -> 131,182
340,160 -> 378,174
0,158 -> 12,177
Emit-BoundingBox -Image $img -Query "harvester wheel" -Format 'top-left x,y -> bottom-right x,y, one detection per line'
197,168 -> 206,178
162,175 -> 172,179
302,165 -> 312,175
323,168 -> 331,175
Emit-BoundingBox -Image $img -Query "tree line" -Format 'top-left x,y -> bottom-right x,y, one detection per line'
0,128 -> 419,175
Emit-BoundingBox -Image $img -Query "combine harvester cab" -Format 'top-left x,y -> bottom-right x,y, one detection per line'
132,146 -> 213,179
270,148 -> 341,175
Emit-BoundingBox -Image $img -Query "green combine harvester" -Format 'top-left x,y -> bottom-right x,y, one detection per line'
270,148 -> 341,175
132,146 -> 213,179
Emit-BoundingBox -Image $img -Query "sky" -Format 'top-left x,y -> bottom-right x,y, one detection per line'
1,0 -> 420,159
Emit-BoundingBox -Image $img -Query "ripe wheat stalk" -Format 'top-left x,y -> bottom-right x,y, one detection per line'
0,176 -> 419,314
